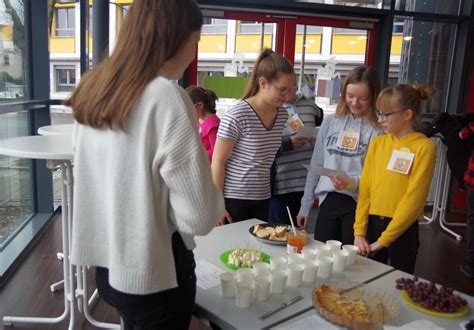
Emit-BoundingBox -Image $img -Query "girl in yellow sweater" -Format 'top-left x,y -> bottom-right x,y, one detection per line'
353,84 -> 436,273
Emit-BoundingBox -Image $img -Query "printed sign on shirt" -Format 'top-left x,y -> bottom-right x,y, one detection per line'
336,130 -> 360,151
387,149 -> 415,175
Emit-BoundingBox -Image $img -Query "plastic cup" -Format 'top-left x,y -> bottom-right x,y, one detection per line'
317,256 -> 334,278
270,256 -> 287,270
236,268 -> 254,283
315,244 -> 332,258
326,240 -> 342,252
235,282 -> 253,308
287,263 -> 304,287
287,252 -> 304,265
253,262 -> 270,276
270,269 -> 287,294
302,248 -> 317,261
252,276 -> 270,301
342,244 -> 359,265
219,272 -> 236,298
302,260 -> 319,284
287,229 -> 307,254
332,250 -> 349,272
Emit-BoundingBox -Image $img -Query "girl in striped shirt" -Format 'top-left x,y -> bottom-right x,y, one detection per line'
212,48 -> 296,224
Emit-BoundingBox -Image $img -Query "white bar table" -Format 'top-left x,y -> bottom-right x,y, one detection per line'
38,124 -> 74,136
0,135 -> 76,329
193,219 -> 393,329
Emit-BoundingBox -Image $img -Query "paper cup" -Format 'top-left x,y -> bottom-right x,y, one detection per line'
287,252 -> 304,265
270,256 -> 287,270
252,276 -> 270,301
287,263 -> 304,287
326,240 -> 342,252
219,272 -> 236,298
315,245 -> 332,258
332,250 -> 349,272
270,269 -> 287,294
302,260 -> 319,284
235,282 -> 253,308
317,256 -> 334,278
342,244 -> 359,265
236,268 -> 254,283
253,262 -> 270,277
302,248 -> 317,261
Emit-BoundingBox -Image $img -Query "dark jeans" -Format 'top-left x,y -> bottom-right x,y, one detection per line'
268,191 -> 304,225
466,189 -> 474,266
366,215 -> 419,274
95,232 -> 196,330
225,198 -> 269,222
314,192 -> 356,245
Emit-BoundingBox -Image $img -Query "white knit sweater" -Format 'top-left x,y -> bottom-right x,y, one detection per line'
71,76 -> 224,295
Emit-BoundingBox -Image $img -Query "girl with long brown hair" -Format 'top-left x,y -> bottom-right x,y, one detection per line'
297,66 -> 382,245
212,48 -> 296,224
67,1 -> 224,328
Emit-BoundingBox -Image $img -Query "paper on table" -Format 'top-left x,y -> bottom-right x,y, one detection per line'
295,126 -> 318,138
302,164 -> 350,180
383,319 -> 446,330
275,314 -> 338,330
195,259 -> 225,290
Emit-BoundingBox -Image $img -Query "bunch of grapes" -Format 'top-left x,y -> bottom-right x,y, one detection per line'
395,276 -> 467,313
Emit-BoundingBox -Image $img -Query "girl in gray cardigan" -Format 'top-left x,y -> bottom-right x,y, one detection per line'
297,66 -> 382,245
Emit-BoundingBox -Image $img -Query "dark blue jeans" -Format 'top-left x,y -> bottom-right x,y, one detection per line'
95,232 -> 196,330
268,191 -> 304,225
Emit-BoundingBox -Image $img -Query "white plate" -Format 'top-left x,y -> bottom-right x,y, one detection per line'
248,224 -> 290,246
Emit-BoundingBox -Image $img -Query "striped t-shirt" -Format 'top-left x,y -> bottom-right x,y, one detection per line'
217,101 -> 287,200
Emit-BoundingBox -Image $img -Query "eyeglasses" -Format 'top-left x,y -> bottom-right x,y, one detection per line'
271,83 -> 297,96
376,109 -> 408,120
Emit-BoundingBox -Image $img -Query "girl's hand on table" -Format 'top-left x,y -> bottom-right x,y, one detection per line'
296,215 -> 308,229
354,236 -> 370,256
217,209 -> 233,226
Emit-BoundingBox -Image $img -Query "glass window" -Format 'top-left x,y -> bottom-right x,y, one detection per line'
390,17 -> 457,115
0,0 -> 27,101
395,0 -> 460,15
55,7 -> 75,37
294,0 -> 389,9
0,111 -> 34,249
55,67 -> 76,92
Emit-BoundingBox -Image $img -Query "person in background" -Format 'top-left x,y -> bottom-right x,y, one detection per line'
186,86 -> 220,161
268,92 -> 323,225
459,122 -> 474,278
212,48 -> 296,225
354,84 -> 436,274
66,1 -> 224,328
297,66 -> 382,245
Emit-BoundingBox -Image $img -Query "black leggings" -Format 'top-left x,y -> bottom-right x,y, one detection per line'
366,215 -> 419,274
95,232 -> 196,330
225,198 -> 270,222
314,192 -> 356,245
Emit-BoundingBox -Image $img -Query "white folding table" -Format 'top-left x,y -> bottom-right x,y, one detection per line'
193,219 -> 394,329
38,124 -> 74,136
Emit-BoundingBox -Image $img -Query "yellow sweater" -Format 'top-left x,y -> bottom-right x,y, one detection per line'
354,132 -> 436,247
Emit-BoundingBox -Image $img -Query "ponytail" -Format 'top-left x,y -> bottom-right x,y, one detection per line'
242,48 -> 294,99
186,86 -> 218,114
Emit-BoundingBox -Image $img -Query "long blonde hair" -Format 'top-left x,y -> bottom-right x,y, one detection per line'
242,48 -> 294,99
335,66 -> 380,127
66,0 -> 203,130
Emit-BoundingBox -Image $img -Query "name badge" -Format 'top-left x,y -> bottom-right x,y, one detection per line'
336,130 -> 359,150
287,114 -> 304,134
387,150 -> 415,175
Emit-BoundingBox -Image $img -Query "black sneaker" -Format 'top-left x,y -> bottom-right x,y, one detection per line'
460,262 -> 474,278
